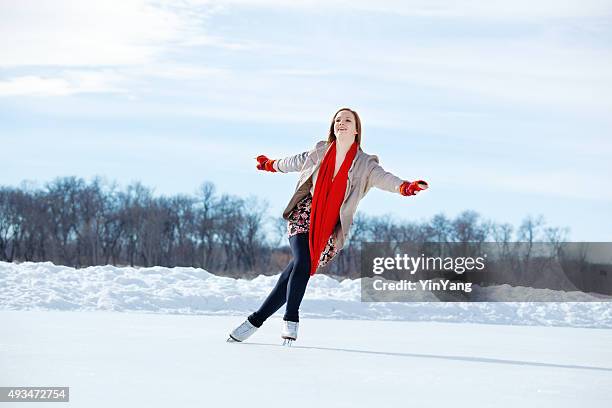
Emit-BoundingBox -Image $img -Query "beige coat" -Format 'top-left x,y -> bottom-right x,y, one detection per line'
273,140 -> 405,255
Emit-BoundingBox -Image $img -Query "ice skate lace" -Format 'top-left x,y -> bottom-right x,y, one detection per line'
284,321 -> 298,337
236,320 -> 254,336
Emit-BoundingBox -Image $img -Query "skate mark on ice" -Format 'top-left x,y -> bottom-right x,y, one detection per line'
244,342 -> 612,373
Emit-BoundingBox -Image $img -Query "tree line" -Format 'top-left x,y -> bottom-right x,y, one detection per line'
0,177 -> 569,278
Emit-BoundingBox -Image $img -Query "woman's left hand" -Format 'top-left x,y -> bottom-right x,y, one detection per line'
399,180 -> 428,196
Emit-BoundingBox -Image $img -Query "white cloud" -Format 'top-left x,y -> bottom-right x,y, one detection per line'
0,1 -> 291,68
0,0 -> 199,67
0,76 -> 73,97
348,0 -> 612,19
195,0 -> 612,19
2,0 -> 610,72
1,0 -> 610,118
267,69 -> 336,77
354,42 -> 612,115
179,35 -> 263,50
0,71 -> 126,96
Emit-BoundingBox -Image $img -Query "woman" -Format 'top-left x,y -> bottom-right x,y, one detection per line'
227,107 -> 428,344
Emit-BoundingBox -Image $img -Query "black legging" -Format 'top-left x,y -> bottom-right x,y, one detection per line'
248,232 -> 311,327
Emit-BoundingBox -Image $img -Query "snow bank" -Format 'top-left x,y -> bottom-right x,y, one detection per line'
1,261 -> 610,328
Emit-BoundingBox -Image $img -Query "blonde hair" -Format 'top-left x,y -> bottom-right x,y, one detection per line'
327,107 -> 362,146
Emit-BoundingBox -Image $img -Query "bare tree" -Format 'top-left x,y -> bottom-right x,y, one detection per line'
0,177 -> 573,281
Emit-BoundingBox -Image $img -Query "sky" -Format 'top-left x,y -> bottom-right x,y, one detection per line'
1,0 -> 611,240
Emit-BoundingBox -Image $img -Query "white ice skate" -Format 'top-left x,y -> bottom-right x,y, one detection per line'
227,319 -> 258,343
281,320 -> 299,346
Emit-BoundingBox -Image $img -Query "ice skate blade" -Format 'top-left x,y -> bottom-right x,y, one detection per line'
282,338 -> 295,346
227,335 -> 241,343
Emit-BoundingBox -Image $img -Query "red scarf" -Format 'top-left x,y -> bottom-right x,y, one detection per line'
309,140 -> 358,275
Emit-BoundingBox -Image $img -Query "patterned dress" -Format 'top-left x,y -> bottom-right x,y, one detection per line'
287,193 -> 339,269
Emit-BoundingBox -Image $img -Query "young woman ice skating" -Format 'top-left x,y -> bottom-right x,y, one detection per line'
227,107 -> 429,345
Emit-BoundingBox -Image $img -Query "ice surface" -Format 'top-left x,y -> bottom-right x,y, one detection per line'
1,311 -> 610,408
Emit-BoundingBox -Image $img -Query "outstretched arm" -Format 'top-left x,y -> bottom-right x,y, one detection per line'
256,141 -> 327,173
365,156 -> 428,195
273,151 -> 309,173
255,150 -> 309,173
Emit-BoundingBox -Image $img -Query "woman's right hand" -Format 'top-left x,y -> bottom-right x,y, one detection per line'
256,155 -> 277,172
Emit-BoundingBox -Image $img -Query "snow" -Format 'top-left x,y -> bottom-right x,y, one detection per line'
1,261 -> 611,328
1,261 -> 611,407
1,311 -> 611,408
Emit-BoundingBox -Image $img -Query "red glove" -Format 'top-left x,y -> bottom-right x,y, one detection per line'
256,155 -> 276,172
399,180 -> 428,196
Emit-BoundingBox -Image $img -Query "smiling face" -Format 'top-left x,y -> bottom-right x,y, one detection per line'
327,107 -> 362,146
334,110 -> 358,139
